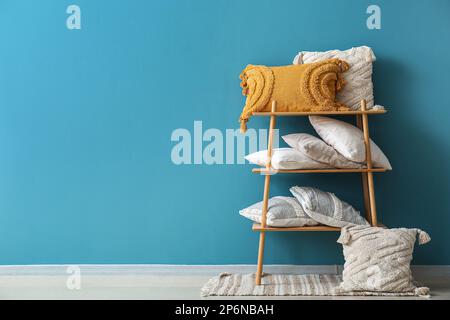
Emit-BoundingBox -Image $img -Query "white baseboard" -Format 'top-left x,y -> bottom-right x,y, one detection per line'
0,264 -> 449,277
0,264 -> 340,276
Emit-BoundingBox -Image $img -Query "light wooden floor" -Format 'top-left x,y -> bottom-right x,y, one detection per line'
0,265 -> 449,300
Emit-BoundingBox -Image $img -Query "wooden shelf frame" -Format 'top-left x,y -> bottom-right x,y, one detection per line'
253,99 -> 385,286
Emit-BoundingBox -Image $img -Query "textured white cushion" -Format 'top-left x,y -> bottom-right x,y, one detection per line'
293,46 -> 382,110
309,116 -> 392,169
336,225 -> 431,296
290,186 -> 369,227
245,148 -> 332,170
239,196 -> 318,227
282,133 -> 364,169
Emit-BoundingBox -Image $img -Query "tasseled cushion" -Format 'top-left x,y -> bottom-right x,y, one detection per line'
336,225 -> 431,297
239,59 -> 350,132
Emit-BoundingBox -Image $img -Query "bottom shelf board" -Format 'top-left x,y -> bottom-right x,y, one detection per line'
252,223 -> 385,232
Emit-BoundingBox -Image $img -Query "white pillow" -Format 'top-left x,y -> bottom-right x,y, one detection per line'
336,225 -> 431,296
293,46 -> 382,110
290,186 -> 369,228
239,196 -> 318,227
282,133 -> 364,169
245,148 -> 332,170
309,116 -> 392,170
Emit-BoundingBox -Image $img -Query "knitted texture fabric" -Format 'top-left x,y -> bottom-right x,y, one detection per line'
336,225 -> 431,296
239,196 -> 318,227
239,59 -> 350,132
289,186 -> 369,228
293,46 -> 377,110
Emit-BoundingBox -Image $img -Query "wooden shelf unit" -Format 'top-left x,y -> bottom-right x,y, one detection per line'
252,99 -> 386,285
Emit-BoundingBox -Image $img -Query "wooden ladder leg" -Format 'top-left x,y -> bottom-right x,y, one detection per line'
256,174 -> 270,285
255,101 -> 277,286
360,100 -> 378,227
356,115 -> 372,224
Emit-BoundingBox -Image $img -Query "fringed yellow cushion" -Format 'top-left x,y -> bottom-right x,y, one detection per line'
239,59 -> 350,132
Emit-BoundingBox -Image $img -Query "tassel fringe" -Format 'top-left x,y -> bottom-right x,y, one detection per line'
417,229 -> 431,245
337,226 -> 351,244
240,119 -> 248,133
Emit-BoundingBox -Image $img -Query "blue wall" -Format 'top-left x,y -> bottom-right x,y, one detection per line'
0,0 -> 449,265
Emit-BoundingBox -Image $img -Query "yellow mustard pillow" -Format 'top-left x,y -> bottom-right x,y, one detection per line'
239,59 -> 350,132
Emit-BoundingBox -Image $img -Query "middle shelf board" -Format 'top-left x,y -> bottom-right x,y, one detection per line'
252,223 -> 385,232
252,168 -> 387,174
252,109 -> 387,117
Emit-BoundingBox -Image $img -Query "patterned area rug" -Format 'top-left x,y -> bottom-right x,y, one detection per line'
201,273 -> 429,297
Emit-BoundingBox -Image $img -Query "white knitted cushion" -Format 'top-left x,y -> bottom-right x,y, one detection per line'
239,196 -> 318,227
282,133 -> 364,169
336,225 -> 431,296
293,46 -> 381,110
290,186 -> 369,227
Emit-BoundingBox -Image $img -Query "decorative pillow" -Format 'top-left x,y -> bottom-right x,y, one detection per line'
245,148 -> 332,170
239,59 -> 350,132
239,196 -> 319,227
309,116 -> 392,170
289,186 -> 369,227
293,46 -> 382,110
282,133 -> 364,169
336,225 -> 431,297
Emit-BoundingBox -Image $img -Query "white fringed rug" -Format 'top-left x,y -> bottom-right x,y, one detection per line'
201,273 -> 429,297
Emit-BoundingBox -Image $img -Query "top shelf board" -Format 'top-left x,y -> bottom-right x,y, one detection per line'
252,109 -> 387,116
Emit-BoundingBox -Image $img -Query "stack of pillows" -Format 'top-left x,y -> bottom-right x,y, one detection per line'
239,46 -> 385,132
244,46 -> 391,172
241,115 -> 391,228
241,46 -> 391,229
240,186 -> 369,228
246,115 -> 392,171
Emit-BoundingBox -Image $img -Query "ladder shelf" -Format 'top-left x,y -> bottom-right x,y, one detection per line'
252,99 -> 386,285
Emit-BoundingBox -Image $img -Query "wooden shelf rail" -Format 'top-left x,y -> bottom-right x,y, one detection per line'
252,109 -> 386,116
252,168 -> 386,174
252,223 -> 386,232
